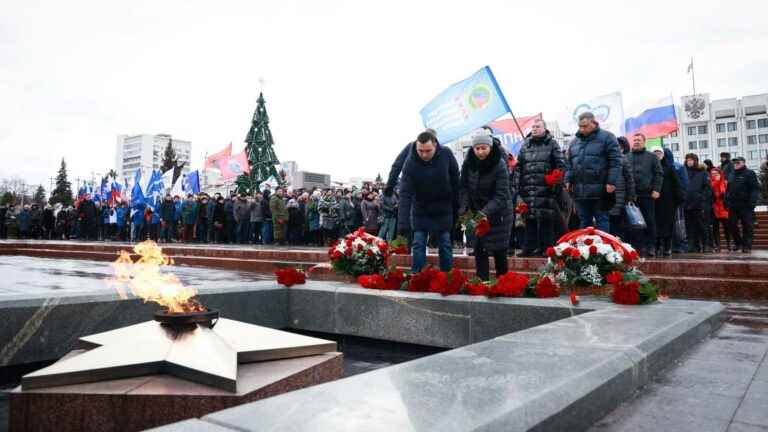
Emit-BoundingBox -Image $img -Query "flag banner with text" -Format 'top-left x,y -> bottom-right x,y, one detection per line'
420,66 -> 511,143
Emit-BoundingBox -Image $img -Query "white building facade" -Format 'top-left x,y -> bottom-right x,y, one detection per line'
115,134 -> 191,181
664,93 -> 768,170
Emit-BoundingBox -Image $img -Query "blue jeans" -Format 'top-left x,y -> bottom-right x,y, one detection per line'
411,231 -> 452,273
575,200 -> 610,233
261,221 -> 273,244
377,217 -> 397,242
131,223 -> 143,242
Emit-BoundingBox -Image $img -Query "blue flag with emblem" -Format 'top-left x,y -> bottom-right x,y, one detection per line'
419,66 -> 511,144
145,170 -> 164,212
183,170 -> 201,195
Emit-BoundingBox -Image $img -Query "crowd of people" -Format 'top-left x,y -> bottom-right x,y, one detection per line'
0,112 -> 763,282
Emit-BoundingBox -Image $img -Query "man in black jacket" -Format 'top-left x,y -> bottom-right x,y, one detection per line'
720,152 -> 735,180
516,119 -> 565,256
565,112 -> 621,233
160,194 -> 176,243
627,133 -> 663,257
77,194 -> 98,241
725,157 -> 760,253
683,154 -> 712,253
398,131 -> 459,272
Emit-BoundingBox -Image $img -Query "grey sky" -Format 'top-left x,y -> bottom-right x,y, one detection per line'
2,0 -> 767,189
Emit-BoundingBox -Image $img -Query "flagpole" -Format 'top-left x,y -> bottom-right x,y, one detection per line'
690,57 -> 697,96
508,110 -> 526,140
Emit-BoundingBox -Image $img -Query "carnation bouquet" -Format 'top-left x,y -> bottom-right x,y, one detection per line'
458,211 -> 490,238
275,267 -> 307,287
535,228 -> 658,305
328,228 -> 390,277
389,235 -> 409,255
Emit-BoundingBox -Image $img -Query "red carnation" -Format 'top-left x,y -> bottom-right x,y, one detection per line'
408,267 -> 437,292
474,219 -> 491,238
466,281 -> 488,296
584,238 -> 593,246
382,270 -> 406,290
606,271 -> 624,285
567,247 -> 581,258
545,247 -> 556,258
366,249 -> 374,257
544,169 -> 564,187
444,269 -> 467,296
428,271 -> 448,294
535,276 -> 559,298
612,281 -> 640,305
515,202 -> 529,215
331,250 -> 343,260
589,245 -> 598,256
570,292 -> 580,305
344,248 -> 352,257
275,268 -> 306,287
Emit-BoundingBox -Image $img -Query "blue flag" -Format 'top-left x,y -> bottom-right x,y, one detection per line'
131,170 -> 145,209
185,170 -> 201,195
419,66 -> 511,144
146,170 -> 165,212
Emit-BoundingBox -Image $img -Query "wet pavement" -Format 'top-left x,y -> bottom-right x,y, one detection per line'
591,301 -> 768,432
0,255 -> 271,299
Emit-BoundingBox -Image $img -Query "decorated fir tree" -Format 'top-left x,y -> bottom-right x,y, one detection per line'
236,93 -> 283,194
50,158 -> 74,206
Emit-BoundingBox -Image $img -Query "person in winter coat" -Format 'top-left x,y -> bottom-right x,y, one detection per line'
212,196 -> 226,243
116,202 -> 128,241
654,148 -> 685,256
0,204 -> 7,239
627,134 -> 663,257
306,192 -> 322,245
160,194 -> 176,243
42,205 -> 55,240
360,192 -> 381,235
29,204 -> 42,239
318,190 -> 340,245
77,194 -> 98,240
196,196 -> 210,243
378,191 -> 398,242
398,130 -> 460,273
233,194 -> 251,244
720,152 -> 735,180
250,194 -> 263,244
287,198 -> 305,245
260,189 -> 273,245
683,153 -> 712,253
564,112 -> 622,232
709,168 -> 731,252
609,137 -> 636,242
270,188 -> 289,245
515,119 -> 566,256
725,157 -> 760,253
460,134 -> 512,280
180,194 -> 197,242
17,205 -> 31,239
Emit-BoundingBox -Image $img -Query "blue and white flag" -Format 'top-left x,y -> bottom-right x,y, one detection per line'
419,66 -> 511,144
131,170 -> 145,210
145,170 -> 165,212
183,170 -> 201,195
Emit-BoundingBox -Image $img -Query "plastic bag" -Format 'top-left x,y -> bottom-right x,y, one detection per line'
625,202 -> 647,230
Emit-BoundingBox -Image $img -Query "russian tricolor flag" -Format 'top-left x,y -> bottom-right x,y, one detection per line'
624,96 -> 678,139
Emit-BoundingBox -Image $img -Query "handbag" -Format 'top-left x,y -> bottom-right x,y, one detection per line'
625,202 -> 647,230
674,207 -> 687,242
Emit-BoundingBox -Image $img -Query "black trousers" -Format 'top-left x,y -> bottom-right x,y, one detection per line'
712,218 -> 731,249
729,207 -> 755,249
475,248 -> 509,281
523,218 -> 553,253
684,209 -> 707,252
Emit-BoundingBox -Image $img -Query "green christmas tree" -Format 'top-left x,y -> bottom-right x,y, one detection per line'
33,185 -> 46,206
50,158 -> 74,206
236,93 -> 283,194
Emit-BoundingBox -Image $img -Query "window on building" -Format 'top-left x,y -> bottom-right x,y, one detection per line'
727,122 -> 737,132
747,135 -> 757,145
672,142 -> 680,151
759,134 -> 768,144
759,119 -> 768,128
698,125 -> 708,134
698,139 -> 708,149
670,131 -> 678,138
688,126 -> 697,135
748,150 -> 758,160
717,138 -> 727,147
716,123 -> 725,133
728,137 -> 738,147
689,141 -> 698,150
747,120 -> 757,129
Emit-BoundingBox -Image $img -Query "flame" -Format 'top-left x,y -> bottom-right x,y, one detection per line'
108,240 -> 204,313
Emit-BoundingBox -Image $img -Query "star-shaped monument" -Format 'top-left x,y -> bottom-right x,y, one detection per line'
22,319 -> 336,392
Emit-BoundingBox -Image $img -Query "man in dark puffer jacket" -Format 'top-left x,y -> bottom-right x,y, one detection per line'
398,131 -> 459,273
565,112 -> 621,232
683,153 -> 712,253
725,157 -> 760,253
515,119 -> 565,256
627,133 -> 663,257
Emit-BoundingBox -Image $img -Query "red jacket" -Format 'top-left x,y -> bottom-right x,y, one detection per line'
710,172 -> 728,220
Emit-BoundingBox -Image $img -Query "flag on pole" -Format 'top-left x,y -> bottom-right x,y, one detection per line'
161,169 -> 175,193
145,170 -> 165,212
183,170 -> 201,194
624,96 -> 678,139
204,143 -> 233,170
420,66 -> 511,143
131,170 -> 145,209
171,173 -> 185,197
488,113 -> 543,156
687,59 -> 693,74
559,92 -> 625,136
217,151 -> 250,180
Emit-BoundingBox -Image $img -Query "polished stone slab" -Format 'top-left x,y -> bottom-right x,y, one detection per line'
150,290 -> 723,432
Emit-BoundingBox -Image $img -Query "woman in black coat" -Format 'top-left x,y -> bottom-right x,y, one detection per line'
654,148 -> 684,256
459,134 -> 512,281
683,153 -> 712,253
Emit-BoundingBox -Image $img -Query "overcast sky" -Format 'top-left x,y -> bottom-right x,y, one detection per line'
2,0 -> 767,190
